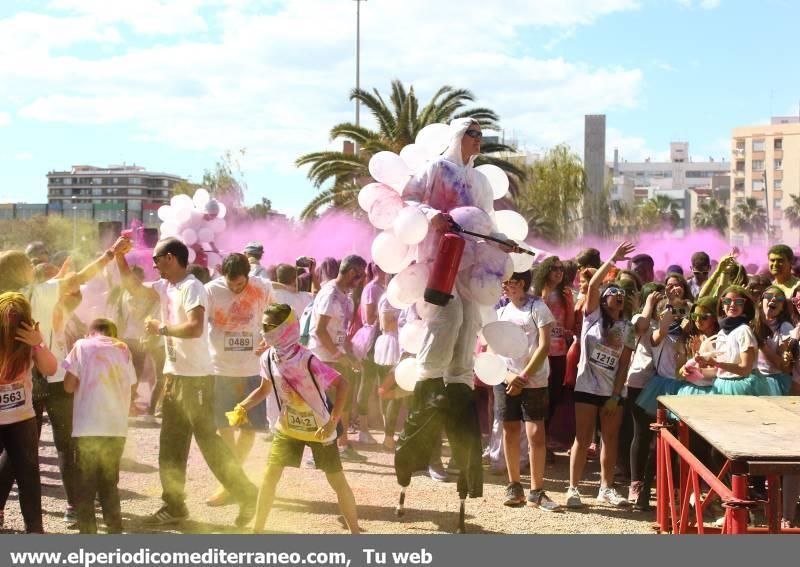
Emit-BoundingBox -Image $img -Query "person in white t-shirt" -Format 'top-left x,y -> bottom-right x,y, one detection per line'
63,318 -> 137,534
494,271 -> 561,512
204,252 -> 274,506
567,241 -> 636,509
272,264 -> 313,320
309,255 -> 367,463
114,236 -> 258,528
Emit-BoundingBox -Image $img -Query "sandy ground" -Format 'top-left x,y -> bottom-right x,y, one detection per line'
0,417 -> 657,535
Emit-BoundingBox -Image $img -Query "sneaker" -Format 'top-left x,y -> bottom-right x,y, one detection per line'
358,431 -> 378,445
428,464 -> 449,482
597,486 -> 631,507
338,445 -> 368,463
566,486 -> 584,508
63,507 -> 77,525
504,482 -> 526,507
144,505 -> 189,526
235,498 -> 257,528
628,480 -> 644,503
528,489 -> 562,512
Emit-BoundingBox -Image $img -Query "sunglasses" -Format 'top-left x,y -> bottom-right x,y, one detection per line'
261,322 -> 279,333
464,129 -> 483,139
690,312 -> 713,321
721,298 -> 746,307
604,288 -> 626,298
152,253 -> 168,263
551,266 -> 564,272
670,307 -> 688,317
762,293 -> 786,302
692,269 -> 709,276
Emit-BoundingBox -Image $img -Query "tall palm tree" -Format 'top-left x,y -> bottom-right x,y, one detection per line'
297,80 -> 524,219
784,193 -> 800,229
642,195 -> 682,230
733,197 -> 768,238
693,198 -> 729,236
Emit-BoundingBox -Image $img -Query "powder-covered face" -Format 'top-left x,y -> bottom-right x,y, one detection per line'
692,307 -> 716,334
721,293 -> 746,318
761,288 -> 786,317
261,311 -> 300,351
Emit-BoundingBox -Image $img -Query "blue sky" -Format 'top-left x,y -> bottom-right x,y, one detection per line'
1,0 -> 798,217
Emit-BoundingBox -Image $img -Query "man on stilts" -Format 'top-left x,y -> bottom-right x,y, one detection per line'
394,117 -> 500,533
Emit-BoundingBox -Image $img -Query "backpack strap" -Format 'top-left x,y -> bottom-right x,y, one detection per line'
265,349 -> 281,413
306,355 -> 328,407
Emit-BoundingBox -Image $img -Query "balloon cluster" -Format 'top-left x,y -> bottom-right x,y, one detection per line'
156,189 -> 228,265
364,124 -> 537,390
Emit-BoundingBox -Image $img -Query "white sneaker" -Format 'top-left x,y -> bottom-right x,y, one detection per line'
597,486 -> 631,507
566,486 -> 583,508
358,431 -> 378,445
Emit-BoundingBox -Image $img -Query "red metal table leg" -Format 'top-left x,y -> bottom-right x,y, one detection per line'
655,408 -> 668,532
767,474 -> 780,534
730,471 -> 749,534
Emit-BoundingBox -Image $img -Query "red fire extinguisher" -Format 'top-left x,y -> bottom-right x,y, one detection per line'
424,232 -> 465,306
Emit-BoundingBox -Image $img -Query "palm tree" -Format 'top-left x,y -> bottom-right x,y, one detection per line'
733,197 -> 768,239
784,194 -> 800,229
297,80 -> 524,219
641,195 -> 682,231
693,198 -> 729,236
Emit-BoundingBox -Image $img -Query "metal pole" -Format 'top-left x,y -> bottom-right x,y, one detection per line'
353,0 -> 366,155
71,196 -> 77,250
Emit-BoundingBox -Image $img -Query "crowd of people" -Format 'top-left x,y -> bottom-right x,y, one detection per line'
0,119 -> 798,534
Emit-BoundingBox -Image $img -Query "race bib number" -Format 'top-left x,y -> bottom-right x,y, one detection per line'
225,332 -> 254,352
166,337 -> 177,363
589,343 -> 620,372
285,406 -> 318,433
551,326 -> 564,338
0,383 -> 25,412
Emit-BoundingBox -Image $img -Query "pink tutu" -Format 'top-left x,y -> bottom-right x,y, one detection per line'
374,332 -> 400,366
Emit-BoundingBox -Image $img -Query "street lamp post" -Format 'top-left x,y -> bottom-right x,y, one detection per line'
71,195 -> 77,250
353,0 -> 367,155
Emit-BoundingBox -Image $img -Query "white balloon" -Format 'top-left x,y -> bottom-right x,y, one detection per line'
197,227 -> 215,243
157,205 -> 173,222
495,210 -> 529,241
358,182 -> 395,212
393,263 -> 430,305
475,164 -> 510,200
393,206 -> 429,245
394,357 -> 418,392
160,222 -> 178,237
415,123 -> 450,157
510,246 -> 535,272
368,194 -> 404,230
171,194 -> 193,210
369,151 -> 412,187
217,202 -> 227,219
458,240 -> 476,273
479,304 -> 498,326
399,144 -> 429,174
482,321 -> 529,359
206,252 -> 221,270
387,278 -> 413,309
192,188 -> 211,208
174,207 -> 192,225
187,247 -> 197,263
210,218 -> 227,233
474,352 -> 508,386
399,320 -> 426,355
450,206 -> 493,236
389,176 -> 410,195
415,298 -> 437,321
467,245 -> 510,305
180,228 -> 198,246
371,232 -> 411,274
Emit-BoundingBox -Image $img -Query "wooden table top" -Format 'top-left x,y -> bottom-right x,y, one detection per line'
658,396 -> 800,462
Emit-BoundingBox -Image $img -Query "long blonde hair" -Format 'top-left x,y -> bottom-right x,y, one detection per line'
0,292 -> 34,384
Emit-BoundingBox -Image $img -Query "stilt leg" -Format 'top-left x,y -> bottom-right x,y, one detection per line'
456,498 -> 466,534
395,487 -> 406,517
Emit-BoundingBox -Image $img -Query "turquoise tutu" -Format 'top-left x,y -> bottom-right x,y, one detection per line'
711,373 -> 762,396
676,381 -> 713,397
635,374 -> 681,417
757,373 -> 790,396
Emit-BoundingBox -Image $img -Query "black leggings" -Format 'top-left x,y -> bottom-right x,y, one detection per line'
0,418 -> 43,533
628,387 -> 654,483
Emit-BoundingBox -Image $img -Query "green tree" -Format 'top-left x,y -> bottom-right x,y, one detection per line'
784,193 -> 800,229
693,198 -> 728,236
175,150 -> 247,208
297,80 -> 524,219
641,194 -> 682,231
246,197 -> 275,219
733,197 -> 768,238
512,144 -> 584,244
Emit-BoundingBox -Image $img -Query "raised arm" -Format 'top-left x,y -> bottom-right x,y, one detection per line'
585,242 -> 635,315
114,239 -> 158,303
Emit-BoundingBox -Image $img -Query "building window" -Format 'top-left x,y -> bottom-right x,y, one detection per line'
752,160 -> 764,171
162,179 -> 169,187
734,181 -> 744,192
752,180 -> 764,191
774,159 -> 782,170
775,179 -> 782,190
162,190 -> 169,197
775,138 -> 783,150
92,177 -> 102,185
63,178 -> 72,185
752,139 -> 765,152
735,161 -> 745,172
112,177 -> 119,184
130,177 -> 142,185
774,200 -> 782,209
129,188 -> 142,196
92,188 -> 103,196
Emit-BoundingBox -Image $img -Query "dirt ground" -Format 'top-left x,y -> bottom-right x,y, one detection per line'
0,417 -> 657,535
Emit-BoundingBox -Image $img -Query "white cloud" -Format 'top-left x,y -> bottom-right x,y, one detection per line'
1,0 -> 645,212
13,152 -> 33,161
0,112 -> 9,126
674,0 -> 721,9
651,59 -> 675,72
